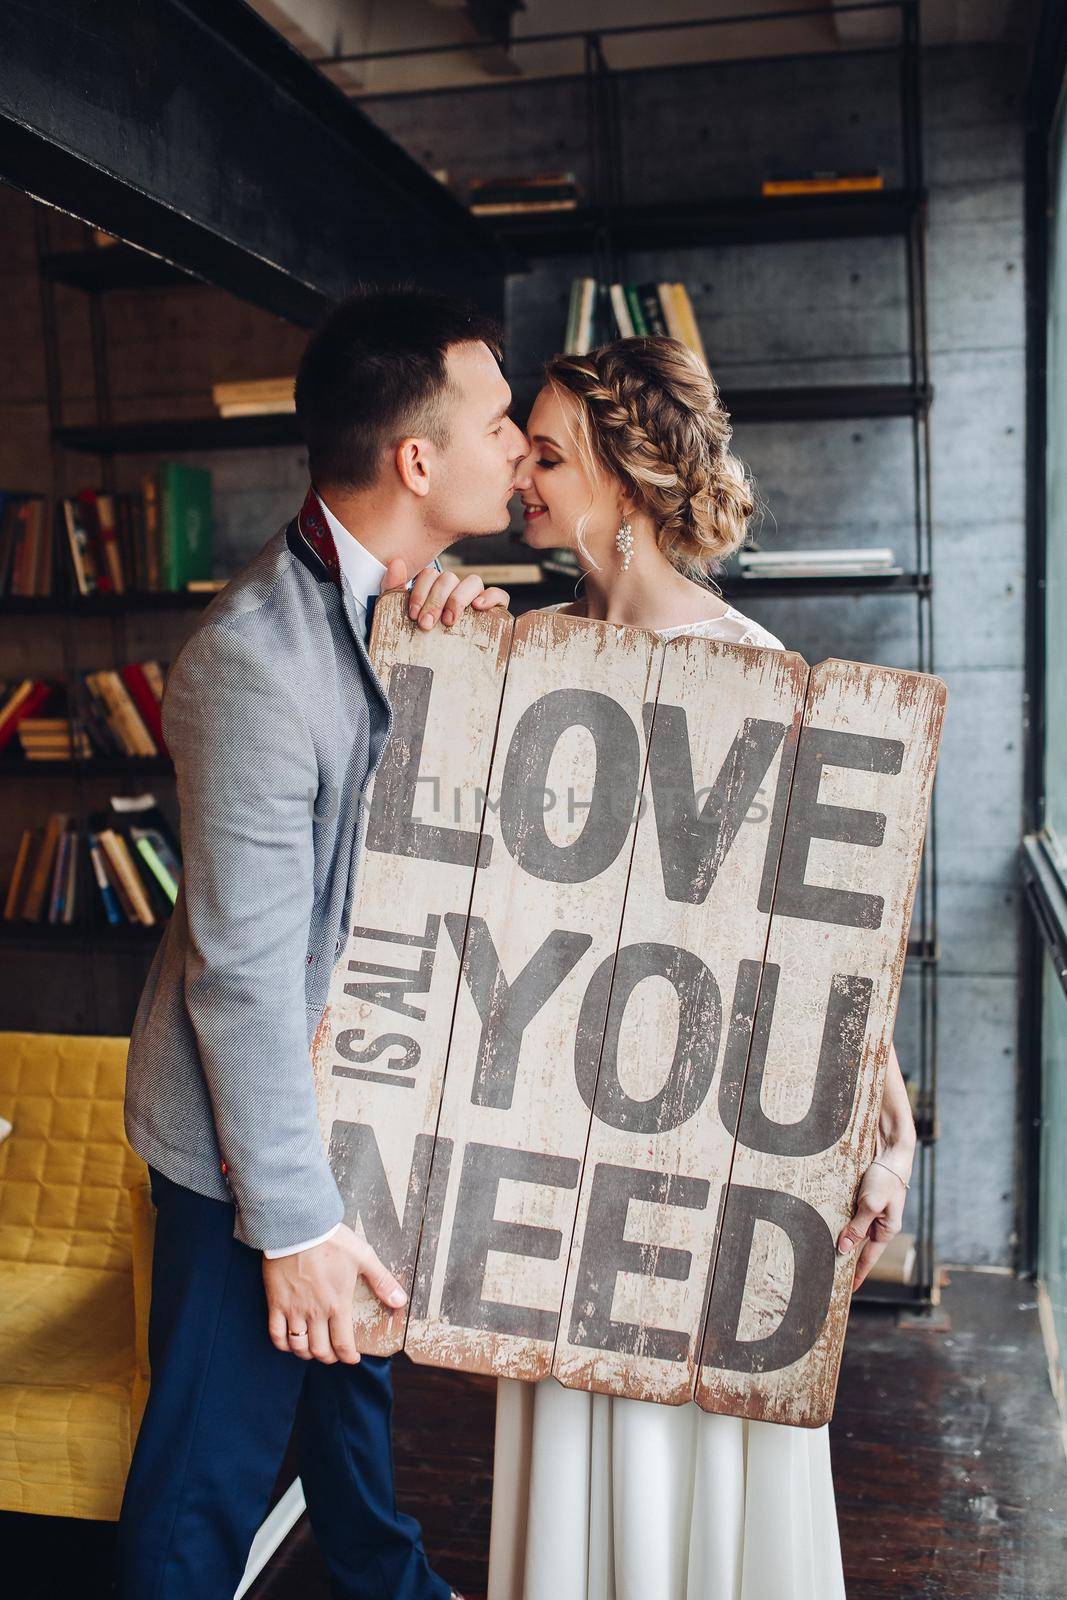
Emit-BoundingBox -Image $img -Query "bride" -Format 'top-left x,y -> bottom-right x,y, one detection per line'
486,335 -> 917,1600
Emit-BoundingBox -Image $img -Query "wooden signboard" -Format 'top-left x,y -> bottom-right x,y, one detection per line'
311,592 -> 946,1426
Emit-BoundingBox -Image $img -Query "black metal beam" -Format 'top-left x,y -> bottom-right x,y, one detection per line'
1022,0 -> 1067,845
0,0 -> 506,326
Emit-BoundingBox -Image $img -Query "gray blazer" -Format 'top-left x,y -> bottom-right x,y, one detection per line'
124,506 -> 394,1251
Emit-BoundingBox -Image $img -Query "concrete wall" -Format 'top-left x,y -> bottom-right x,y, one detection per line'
362,42 -> 1028,1268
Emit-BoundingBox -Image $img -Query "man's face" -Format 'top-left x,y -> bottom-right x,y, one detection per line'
426,340 -> 528,539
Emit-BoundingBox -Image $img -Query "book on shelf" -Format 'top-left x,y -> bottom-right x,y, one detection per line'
92,820 -> 157,926
212,378 -> 295,417
17,718 -> 93,762
608,281 -> 708,367
141,472 -> 161,592
0,493 -> 51,597
436,559 -> 544,586
539,549 -> 582,578
0,667 -> 168,764
470,171 -> 581,215
20,812 -> 70,923
557,278 -> 709,365
564,278 -> 598,355
112,792 -> 182,906
761,170 -> 885,196
158,463 -> 212,590
4,794 -> 182,930
83,671 -> 156,757
120,662 -> 169,756
62,495 -> 98,596
736,546 -> 901,578
0,680 -> 54,756
74,489 -> 125,593
474,197 -> 580,216
52,467 -> 214,598
47,828 -> 77,925
72,660 -> 168,759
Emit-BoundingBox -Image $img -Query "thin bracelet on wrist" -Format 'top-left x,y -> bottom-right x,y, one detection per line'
870,1157 -> 910,1191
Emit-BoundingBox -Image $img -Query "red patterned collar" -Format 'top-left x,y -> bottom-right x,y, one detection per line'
295,485 -> 341,588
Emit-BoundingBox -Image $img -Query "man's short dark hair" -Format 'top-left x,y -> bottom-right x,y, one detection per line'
295,285 -> 505,489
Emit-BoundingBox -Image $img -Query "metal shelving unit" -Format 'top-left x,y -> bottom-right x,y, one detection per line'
328,0 -> 939,1308
0,213 -> 200,1021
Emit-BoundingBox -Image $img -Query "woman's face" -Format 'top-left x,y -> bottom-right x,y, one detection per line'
513,385 -> 619,554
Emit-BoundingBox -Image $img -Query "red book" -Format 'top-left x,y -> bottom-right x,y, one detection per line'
120,663 -> 169,759
0,683 -> 53,755
76,490 -> 115,594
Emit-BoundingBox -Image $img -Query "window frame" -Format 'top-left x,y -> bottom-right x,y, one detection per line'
1021,4 -> 1067,1274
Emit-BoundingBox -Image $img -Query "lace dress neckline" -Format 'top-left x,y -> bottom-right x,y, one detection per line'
544,600 -> 769,639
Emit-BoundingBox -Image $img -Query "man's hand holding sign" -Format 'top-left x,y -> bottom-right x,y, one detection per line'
263,563 -> 508,1366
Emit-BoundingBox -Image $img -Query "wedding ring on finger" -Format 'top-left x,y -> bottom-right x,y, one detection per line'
288,1326 -> 309,1341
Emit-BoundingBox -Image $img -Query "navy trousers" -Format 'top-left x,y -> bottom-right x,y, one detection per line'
116,1166 -> 452,1600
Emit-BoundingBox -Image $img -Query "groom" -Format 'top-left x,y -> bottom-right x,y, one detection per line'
119,287 -> 529,1599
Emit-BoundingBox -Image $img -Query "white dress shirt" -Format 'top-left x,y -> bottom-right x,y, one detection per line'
263,491 -> 440,1260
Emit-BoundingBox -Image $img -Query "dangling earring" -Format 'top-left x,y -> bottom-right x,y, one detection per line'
615,516 -> 634,569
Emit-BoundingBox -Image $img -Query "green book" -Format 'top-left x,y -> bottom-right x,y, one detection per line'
134,835 -> 179,905
159,462 -> 213,590
624,284 -> 649,336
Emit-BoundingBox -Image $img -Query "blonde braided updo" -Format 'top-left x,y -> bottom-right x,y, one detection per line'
542,336 -> 756,577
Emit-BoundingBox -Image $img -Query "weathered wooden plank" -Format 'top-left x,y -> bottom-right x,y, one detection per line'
552,635 -> 811,1404
403,610 -> 661,1381
696,658 -> 946,1426
311,591 -> 513,1354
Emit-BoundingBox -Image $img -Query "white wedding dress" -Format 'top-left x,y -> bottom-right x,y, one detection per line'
486,599 -> 847,1600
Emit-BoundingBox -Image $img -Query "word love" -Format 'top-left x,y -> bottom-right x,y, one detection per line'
312,596 -> 946,1426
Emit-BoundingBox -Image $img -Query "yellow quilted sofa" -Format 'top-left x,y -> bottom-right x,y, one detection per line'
0,1031 -> 154,1520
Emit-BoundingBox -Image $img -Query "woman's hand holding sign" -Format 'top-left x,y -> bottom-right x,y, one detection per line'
837,1042 -> 917,1291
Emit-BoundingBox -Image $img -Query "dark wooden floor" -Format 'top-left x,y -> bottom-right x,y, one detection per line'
5,1269 -> 1066,1598
252,1270 -> 1067,1600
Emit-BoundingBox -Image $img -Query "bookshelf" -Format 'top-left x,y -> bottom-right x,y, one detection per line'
0,207 -> 265,1024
